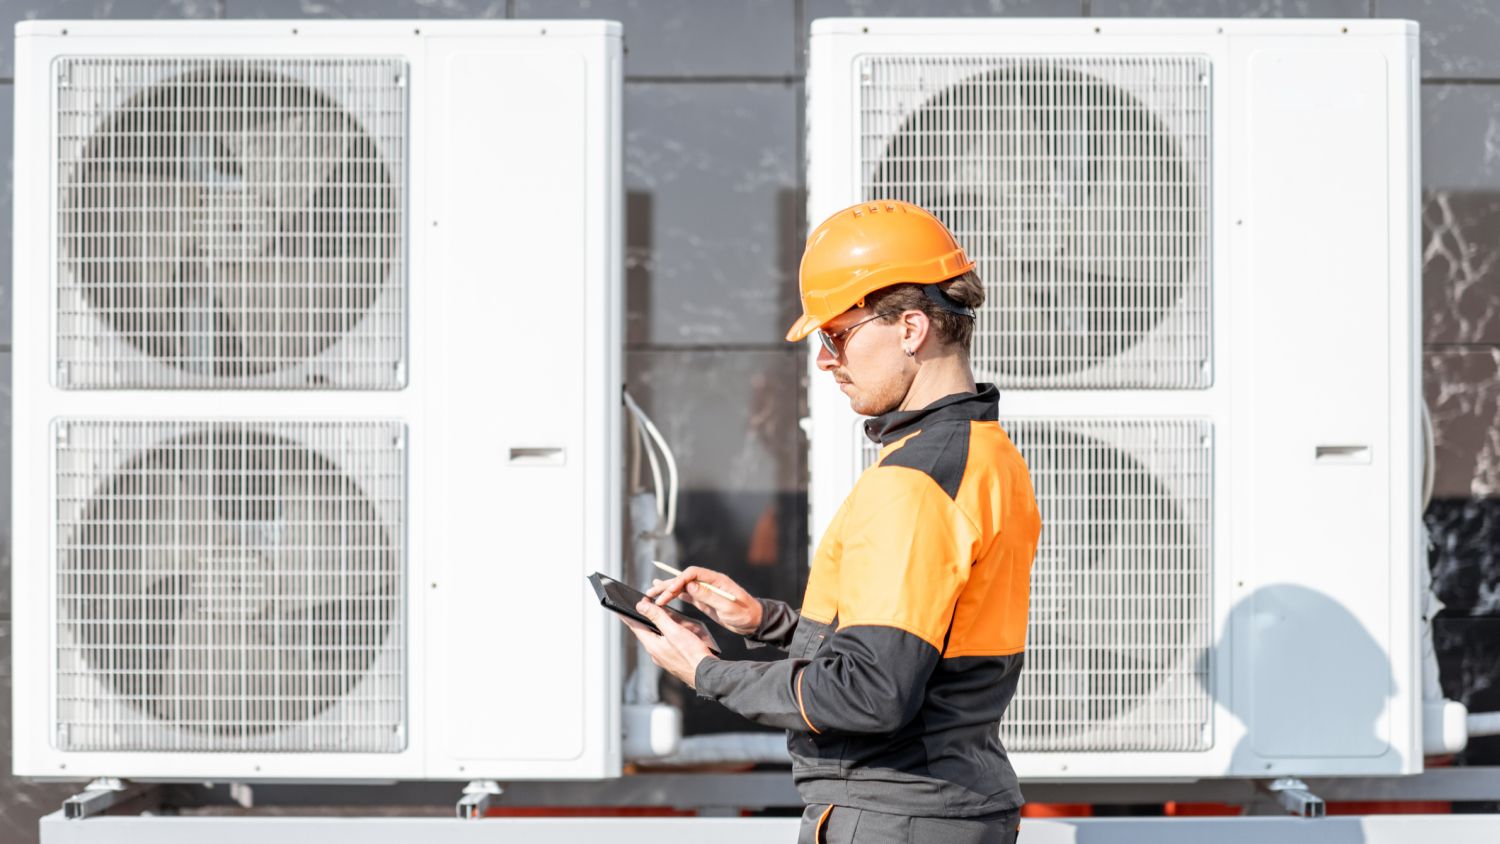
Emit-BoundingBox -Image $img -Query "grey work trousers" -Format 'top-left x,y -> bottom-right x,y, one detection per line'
798,803 -> 1022,844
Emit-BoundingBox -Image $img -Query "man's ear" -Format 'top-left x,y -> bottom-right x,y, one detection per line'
901,309 -> 932,351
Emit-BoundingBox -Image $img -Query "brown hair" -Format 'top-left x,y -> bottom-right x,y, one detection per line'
864,269 -> 986,351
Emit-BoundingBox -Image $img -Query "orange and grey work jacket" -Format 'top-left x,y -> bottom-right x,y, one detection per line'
695,384 -> 1042,817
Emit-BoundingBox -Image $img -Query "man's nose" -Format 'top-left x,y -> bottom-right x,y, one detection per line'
815,342 -> 838,371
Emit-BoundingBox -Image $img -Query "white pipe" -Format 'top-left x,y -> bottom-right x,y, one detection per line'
1468,712 -> 1500,738
624,492 -> 665,706
642,733 -> 792,766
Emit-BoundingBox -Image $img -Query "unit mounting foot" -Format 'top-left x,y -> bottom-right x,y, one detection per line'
456,780 -> 504,819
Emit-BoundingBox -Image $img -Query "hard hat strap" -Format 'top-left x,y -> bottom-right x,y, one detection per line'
921,282 -> 976,319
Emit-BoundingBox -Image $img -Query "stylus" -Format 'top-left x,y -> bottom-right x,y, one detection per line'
651,560 -> 740,603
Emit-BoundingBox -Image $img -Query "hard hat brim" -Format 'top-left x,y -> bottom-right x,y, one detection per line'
785,312 -> 822,343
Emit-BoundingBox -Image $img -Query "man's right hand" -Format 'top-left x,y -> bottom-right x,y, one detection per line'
645,566 -> 763,637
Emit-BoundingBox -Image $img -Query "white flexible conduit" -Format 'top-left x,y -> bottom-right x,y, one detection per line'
1421,399 -> 1436,512
623,389 -> 679,536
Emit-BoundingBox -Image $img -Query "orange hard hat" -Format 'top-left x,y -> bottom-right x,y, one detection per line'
785,199 -> 974,342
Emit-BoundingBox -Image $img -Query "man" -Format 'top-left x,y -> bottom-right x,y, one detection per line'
622,199 -> 1042,843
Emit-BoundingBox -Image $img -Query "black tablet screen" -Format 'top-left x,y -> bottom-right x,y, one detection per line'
587,572 -> 721,654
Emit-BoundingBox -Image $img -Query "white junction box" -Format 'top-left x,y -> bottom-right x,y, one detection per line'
806,18 -> 1421,778
11,20 -> 623,781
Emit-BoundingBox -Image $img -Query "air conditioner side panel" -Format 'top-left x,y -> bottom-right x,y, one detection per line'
1227,39 -> 1419,774
420,36 -> 622,780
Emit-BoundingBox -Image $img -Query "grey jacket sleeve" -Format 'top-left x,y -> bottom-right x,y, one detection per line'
694,656 -> 810,730
743,598 -> 799,651
693,625 -> 943,735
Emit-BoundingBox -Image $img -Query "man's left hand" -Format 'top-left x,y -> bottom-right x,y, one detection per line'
621,599 -> 715,688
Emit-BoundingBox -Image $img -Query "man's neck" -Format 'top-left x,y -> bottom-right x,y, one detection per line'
898,353 -> 977,412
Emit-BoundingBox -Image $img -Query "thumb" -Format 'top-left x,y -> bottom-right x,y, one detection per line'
636,598 -> 671,629
636,600 -> 698,648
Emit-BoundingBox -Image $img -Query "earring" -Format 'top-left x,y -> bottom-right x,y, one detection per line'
904,347 -> 915,358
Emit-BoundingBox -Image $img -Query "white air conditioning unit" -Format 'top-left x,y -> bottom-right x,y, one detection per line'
806,18 -> 1420,778
11,20 -> 624,781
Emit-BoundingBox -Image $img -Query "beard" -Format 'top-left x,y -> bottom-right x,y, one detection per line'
835,368 -> 907,417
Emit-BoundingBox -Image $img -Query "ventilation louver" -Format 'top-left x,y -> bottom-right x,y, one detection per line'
54,421 -> 407,752
55,58 -> 407,389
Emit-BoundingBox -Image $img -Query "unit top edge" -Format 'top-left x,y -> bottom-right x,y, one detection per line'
15,19 -> 624,38
808,17 -> 1418,37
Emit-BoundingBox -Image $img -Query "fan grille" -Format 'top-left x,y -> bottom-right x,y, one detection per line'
859,418 -> 1212,751
55,58 -> 407,389
54,421 -> 406,752
860,56 -> 1211,388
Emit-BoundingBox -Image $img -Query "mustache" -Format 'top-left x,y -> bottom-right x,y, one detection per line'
833,370 -> 851,385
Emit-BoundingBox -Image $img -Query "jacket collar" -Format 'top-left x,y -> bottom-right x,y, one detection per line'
863,383 -> 1000,446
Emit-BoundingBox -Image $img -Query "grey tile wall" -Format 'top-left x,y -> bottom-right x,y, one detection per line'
1378,1 -> 1500,81
627,349 -> 804,493
1090,0 -> 1369,16
219,0 -> 509,18
517,0 -> 799,77
1,0 -> 218,78
1422,85 -> 1500,192
623,82 -> 802,346
806,0 -> 1085,18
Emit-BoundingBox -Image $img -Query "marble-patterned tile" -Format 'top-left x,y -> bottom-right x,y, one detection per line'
1427,503 -> 1500,615
1431,611 -> 1500,767
0,623 -> 79,844
517,0 -> 798,78
1423,192 -> 1500,346
220,0 -> 507,17
1378,1 -> 1500,81
1090,0 -> 1368,15
1424,347 -> 1500,500
1421,85 -> 1500,345
1,0 -> 218,79
623,82 -> 801,347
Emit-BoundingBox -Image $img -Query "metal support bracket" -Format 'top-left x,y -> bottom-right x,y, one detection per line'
64,778 -> 162,820
1264,777 -> 1326,818
456,780 -> 504,819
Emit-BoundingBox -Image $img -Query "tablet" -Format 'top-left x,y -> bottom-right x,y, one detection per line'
587,572 -> 722,655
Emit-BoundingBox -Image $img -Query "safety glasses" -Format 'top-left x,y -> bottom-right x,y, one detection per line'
817,311 -> 893,360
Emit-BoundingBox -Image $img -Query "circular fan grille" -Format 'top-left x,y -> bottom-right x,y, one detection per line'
65,428 -> 398,735
1004,425 -> 1208,749
868,61 -> 1204,381
62,65 -> 399,378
